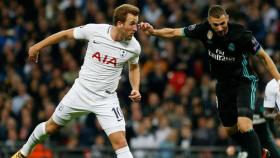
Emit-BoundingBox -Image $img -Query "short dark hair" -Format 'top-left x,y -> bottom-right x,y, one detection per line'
113,4 -> 140,25
208,5 -> 227,18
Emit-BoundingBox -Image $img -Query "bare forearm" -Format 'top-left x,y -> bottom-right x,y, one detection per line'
152,28 -> 182,38
261,54 -> 280,80
129,64 -> 140,91
35,29 -> 74,49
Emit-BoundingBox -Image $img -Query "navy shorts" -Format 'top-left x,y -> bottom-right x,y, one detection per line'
216,80 -> 258,127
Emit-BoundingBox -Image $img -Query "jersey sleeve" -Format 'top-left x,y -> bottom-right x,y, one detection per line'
264,80 -> 278,108
128,37 -> 141,64
73,24 -> 95,40
129,47 -> 141,64
129,55 -> 139,64
128,38 -> 141,64
242,32 -> 262,55
183,23 -> 204,40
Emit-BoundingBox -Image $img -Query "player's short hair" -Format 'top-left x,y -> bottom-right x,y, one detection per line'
113,4 -> 139,25
208,5 -> 227,18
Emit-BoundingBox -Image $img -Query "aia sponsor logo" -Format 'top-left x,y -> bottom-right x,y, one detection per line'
92,52 -> 117,67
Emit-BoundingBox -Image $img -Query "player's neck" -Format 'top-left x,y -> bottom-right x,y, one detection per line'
110,26 -> 124,41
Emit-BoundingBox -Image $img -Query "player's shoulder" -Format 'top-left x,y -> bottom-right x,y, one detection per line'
265,79 -> 278,93
267,79 -> 278,88
228,23 -> 251,40
187,21 -> 209,31
201,21 -> 210,28
84,23 -> 111,31
129,37 -> 141,54
229,23 -> 246,30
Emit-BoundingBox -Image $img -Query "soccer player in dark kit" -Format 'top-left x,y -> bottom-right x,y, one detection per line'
139,5 -> 280,158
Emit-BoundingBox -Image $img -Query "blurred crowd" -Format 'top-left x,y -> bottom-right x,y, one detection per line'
1,0 -> 280,157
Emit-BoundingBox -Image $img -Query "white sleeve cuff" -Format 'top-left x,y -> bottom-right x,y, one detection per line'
264,99 -> 276,108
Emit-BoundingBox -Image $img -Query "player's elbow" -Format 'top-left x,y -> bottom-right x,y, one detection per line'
157,28 -> 179,38
60,29 -> 74,39
168,29 -> 182,38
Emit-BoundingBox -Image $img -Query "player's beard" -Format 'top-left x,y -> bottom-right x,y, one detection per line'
217,31 -> 225,36
124,32 -> 133,40
119,31 -> 128,41
120,29 -> 133,40
126,35 -> 133,40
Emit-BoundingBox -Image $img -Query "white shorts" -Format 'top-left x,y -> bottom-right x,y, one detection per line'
52,81 -> 126,136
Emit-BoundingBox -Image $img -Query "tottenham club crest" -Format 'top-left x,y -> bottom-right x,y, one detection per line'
207,30 -> 213,40
120,50 -> 127,58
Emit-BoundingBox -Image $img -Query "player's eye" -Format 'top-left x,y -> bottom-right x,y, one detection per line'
213,22 -> 225,27
130,21 -> 136,25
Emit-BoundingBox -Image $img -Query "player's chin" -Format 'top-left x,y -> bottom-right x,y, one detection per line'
217,31 -> 226,36
126,36 -> 133,40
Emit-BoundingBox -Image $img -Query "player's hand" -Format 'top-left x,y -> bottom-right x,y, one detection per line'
138,22 -> 154,36
28,45 -> 40,63
129,89 -> 141,102
226,145 -> 236,156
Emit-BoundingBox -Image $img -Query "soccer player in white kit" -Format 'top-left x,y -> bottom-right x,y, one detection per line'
226,79 -> 280,158
263,79 -> 280,119
12,4 -> 141,158
251,79 -> 280,158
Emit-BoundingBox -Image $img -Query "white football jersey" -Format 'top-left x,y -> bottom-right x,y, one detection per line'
73,24 -> 141,99
263,79 -> 280,109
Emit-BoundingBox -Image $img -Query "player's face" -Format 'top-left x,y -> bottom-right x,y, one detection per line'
208,14 -> 229,37
120,13 -> 138,40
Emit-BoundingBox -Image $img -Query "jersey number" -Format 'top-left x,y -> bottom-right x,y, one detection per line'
112,107 -> 123,121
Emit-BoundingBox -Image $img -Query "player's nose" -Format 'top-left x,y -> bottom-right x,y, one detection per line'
216,25 -> 223,31
133,24 -> 137,31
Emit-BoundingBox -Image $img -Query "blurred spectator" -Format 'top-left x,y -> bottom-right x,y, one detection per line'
29,144 -> 53,158
12,82 -> 30,115
157,129 -> 178,158
191,116 -> 216,146
214,125 -> 231,146
0,1 -> 280,157
155,116 -> 172,146
143,0 -> 163,24
130,118 -> 156,158
90,134 -> 106,158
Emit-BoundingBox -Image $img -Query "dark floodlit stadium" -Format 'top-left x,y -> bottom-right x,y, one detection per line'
1,0 -> 280,158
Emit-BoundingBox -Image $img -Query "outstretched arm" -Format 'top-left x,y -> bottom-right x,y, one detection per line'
152,28 -> 184,38
128,63 -> 141,102
28,29 -> 74,62
139,22 -> 184,38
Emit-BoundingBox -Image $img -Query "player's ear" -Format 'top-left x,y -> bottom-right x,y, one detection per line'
207,16 -> 211,24
226,14 -> 229,22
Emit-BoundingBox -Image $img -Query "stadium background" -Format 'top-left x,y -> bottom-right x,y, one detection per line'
0,0 -> 280,157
